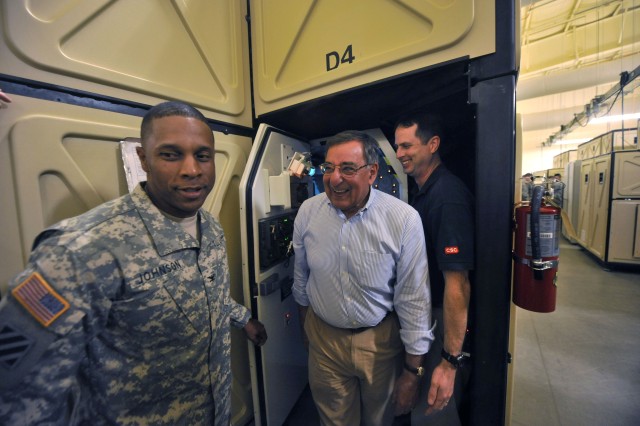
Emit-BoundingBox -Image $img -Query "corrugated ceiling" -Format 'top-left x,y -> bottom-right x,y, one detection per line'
517,0 -> 639,170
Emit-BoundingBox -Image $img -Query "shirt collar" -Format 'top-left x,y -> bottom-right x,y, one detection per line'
324,186 -> 376,219
132,183 -> 201,255
418,164 -> 447,195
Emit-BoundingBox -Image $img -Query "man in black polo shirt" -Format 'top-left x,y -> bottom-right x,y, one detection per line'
395,112 -> 474,425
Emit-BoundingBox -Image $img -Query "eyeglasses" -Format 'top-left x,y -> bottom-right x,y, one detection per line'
319,163 -> 370,176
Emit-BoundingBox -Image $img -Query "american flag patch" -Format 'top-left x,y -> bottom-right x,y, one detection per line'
12,272 -> 70,327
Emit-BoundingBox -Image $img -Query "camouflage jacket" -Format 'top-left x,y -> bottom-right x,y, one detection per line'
0,184 -> 250,425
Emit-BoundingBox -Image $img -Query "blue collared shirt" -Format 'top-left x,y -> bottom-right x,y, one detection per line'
293,188 -> 433,355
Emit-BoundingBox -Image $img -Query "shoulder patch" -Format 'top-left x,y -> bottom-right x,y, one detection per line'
444,246 -> 460,255
11,272 -> 70,327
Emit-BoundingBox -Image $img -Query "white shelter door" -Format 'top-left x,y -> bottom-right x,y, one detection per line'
239,124 -> 311,425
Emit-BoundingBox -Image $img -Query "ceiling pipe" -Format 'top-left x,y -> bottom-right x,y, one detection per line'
540,65 -> 640,146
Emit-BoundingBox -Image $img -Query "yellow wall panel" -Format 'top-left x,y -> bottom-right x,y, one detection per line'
0,95 -> 251,295
0,97 -> 141,289
0,0 -> 252,126
251,0 -> 495,115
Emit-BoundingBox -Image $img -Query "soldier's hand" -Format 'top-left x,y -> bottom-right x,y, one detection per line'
243,318 -> 268,346
0,88 -> 12,103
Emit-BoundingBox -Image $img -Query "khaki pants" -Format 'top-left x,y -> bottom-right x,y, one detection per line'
305,308 -> 404,426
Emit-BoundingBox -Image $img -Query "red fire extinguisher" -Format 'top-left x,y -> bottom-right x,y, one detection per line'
512,184 -> 560,313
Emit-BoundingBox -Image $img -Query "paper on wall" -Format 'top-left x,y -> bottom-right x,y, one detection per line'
120,138 -> 146,193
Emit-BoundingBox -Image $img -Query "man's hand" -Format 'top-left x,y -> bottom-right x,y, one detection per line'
425,360 -> 456,414
392,370 -> 420,416
243,318 -> 268,346
0,88 -> 12,103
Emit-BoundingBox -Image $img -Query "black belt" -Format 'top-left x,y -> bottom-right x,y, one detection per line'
350,311 -> 391,333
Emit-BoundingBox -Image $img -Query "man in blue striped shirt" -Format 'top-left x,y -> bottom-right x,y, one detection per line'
293,130 -> 434,425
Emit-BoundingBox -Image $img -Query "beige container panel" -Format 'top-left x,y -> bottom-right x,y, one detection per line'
553,152 -> 572,168
568,150 -> 577,163
586,155 -> 611,260
0,95 -> 254,425
600,132 -> 613,155
562,160 -> 581,242
578,138 -> 601,161
608,201 -> 640,265
0,1 -> 252,126
612,151 -> 640,199
576,159 -> 593,247
613,130 -> 639,151
532,169 -> 547,179
547,168 -> 563,178
555,154 -> 563,168
590,138 -> 602,158
557,150 -> 576,167
251,0 -> 495,115
0,96 -> 138,290
577,143 -> 589,160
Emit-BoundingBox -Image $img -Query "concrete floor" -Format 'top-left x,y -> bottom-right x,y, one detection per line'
280,237 -> 640,425
510,239 -> 640,426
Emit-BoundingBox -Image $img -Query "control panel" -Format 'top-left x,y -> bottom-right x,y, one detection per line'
258,211 -> 297,270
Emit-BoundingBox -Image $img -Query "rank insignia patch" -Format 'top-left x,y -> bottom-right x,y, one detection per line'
12,272 -> 70,327
0,324 -> 34,369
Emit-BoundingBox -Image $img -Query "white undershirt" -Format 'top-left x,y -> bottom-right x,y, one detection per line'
162,211 -> 200,241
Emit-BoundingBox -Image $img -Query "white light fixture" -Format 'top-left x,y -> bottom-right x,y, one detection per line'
590,112 -> 640,124
556,138 -> 590,145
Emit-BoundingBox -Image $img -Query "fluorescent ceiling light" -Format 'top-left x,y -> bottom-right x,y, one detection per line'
590,112 -> 640,124
556,138 -> 590,145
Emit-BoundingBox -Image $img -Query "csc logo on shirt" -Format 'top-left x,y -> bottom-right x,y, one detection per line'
444,246 -> 460,255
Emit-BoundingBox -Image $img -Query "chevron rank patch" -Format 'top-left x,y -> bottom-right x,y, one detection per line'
0,324 -> 34,369
12,272 -> 70,327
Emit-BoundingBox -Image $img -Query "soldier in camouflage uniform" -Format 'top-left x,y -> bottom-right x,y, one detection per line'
0,101 -> 267,425
552,173 -> 565,207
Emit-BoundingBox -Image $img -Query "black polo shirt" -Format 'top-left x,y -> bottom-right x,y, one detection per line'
410,165 -> 475,308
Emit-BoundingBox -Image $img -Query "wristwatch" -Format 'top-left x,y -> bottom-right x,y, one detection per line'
404,362 -> 425,377
441,348 -> 470,369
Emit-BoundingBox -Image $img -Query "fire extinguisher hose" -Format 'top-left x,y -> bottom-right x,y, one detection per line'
530,185 -> 544,280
